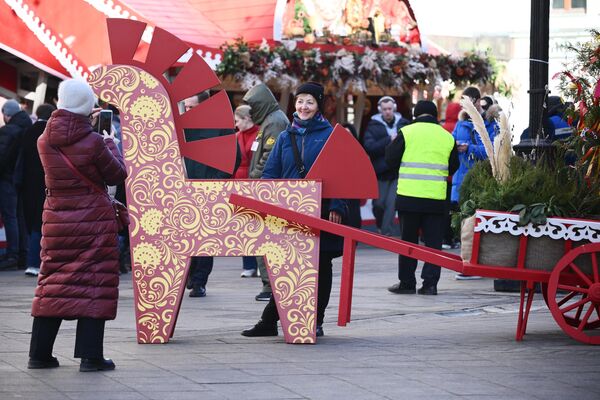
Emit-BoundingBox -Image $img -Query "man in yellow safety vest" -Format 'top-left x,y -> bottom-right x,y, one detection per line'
384,100 -> 459,295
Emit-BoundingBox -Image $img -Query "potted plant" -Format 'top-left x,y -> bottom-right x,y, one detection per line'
454,28 -> 600,285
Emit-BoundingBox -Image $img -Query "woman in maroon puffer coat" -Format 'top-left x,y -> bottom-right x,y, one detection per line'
28,79 -> 127,372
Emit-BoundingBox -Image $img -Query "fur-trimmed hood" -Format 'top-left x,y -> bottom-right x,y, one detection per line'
458,104 -> 502,122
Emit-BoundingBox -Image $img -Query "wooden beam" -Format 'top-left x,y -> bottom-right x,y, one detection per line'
353,92 -> 366,134
33,71 -> 47,114
279,87 -> 290,113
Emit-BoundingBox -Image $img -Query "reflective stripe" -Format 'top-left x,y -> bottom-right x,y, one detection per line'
398,173 -> 447,181
400,162 -> 448,171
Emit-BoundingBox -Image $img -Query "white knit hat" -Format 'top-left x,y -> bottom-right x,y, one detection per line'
57,79 -> 95,116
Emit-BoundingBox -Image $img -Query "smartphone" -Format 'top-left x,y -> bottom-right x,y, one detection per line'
97,109 -> 113,135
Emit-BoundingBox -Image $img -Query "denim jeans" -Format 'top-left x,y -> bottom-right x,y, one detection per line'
372,178 -> 398,236
242,256 -> 257,270
26,230 -> 41,268
0,179 -> 19,258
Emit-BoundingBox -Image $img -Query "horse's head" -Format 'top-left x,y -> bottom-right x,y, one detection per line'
88,18 -> 236,174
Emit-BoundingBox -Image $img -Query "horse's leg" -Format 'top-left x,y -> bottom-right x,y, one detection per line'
131,251 -> 191,344
265,252 -> 319,344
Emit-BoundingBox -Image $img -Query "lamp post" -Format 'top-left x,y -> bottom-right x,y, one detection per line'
513,0 -> 552,161
498,0 -> 551,293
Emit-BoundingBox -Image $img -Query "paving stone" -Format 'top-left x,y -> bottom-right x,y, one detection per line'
0,248 -> 599,399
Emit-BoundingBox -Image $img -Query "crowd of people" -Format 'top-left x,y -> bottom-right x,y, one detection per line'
0,77 -> 575,370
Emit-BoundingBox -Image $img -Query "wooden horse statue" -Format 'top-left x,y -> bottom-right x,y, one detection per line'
88,18 -> 376,344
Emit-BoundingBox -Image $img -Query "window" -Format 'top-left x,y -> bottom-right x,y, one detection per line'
553,0 -> 587,10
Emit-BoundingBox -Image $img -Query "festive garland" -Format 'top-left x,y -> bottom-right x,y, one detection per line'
557,29 -> 600,180
217,39 -> 494,92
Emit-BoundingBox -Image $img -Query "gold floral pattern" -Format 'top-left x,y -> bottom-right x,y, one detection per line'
140,71 -> 159,89
89,65 -> 322,344
265,215 -> 288,234
140,208 -> 163,235
130,95 -> 164,121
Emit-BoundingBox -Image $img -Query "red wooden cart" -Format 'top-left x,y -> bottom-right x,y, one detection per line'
230,195 -> 600,345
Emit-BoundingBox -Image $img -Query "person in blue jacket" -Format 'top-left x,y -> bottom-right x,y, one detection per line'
547,96 -> 574,141
241,82 -> 347,338
451,87 -> 498,204
452,87 -> 498,280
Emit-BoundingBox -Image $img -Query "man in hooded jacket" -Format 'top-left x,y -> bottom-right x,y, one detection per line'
242,83 -> 290,301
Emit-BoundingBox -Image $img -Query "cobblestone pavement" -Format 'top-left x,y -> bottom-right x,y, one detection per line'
1,246 -> 599,399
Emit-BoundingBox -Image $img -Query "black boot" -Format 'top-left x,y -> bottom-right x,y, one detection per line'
189,285 -> 206,297
79,358 -> 115,372
28,356 -> 59,369
241,320 -> 278,337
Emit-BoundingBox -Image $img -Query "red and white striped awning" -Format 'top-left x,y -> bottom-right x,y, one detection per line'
1,0 -> 420,80
1,0 -> 274,78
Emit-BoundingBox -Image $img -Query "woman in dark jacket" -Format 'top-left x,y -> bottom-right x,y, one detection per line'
241,82 -> 347,338
28,79 -> 127,372
21,104 -> 55,277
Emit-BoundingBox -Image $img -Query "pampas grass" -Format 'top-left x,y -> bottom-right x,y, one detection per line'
459,96 -> 513,183
494,112 -> 512,182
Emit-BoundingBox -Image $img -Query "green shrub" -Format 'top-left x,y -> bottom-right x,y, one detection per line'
455,156 -> 600,228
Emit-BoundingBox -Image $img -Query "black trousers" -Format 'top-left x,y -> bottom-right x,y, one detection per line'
29,317 -> 105,360
260,251 -> 336,327
397,211 -> 444,288
189,256 -> 214,287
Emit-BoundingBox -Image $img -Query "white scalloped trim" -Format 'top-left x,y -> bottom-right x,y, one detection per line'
177,48 -> 222,70
474,210 -> 600,242
82,0 -> 154,43
4,0 -> 89,78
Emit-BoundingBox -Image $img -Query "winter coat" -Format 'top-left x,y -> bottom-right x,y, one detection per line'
234,124 -> 260,179
32,109 -> 127,320
243,84 -> 289,178
450,107 -> 498,203
362,112 -> 409,180
442,102 -> 461,133
21,120 -> 47,233
385,115 -> 459,214
263,113 -> 347,254
0,110 -> 32,180
549,115 -> 573,140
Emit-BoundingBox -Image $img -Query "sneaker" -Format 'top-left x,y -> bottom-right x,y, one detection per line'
189,285 -> 206,297
24,267 -> 39,276
388,282 -> 416,294
79,357 -> 115,372
455,273 -> 482,280
442,244 -> 452,250
241,320 -> 278,337
417,286 -> 438,295
255,292 -> 272,301
28,356 -> 59,369
240,269 -> 258,278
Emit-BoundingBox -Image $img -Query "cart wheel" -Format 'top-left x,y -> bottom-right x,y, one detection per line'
547,243 -> 600,344
541,283 -> 600,330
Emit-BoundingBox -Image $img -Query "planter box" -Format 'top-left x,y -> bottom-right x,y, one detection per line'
462,210 -> 600,271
